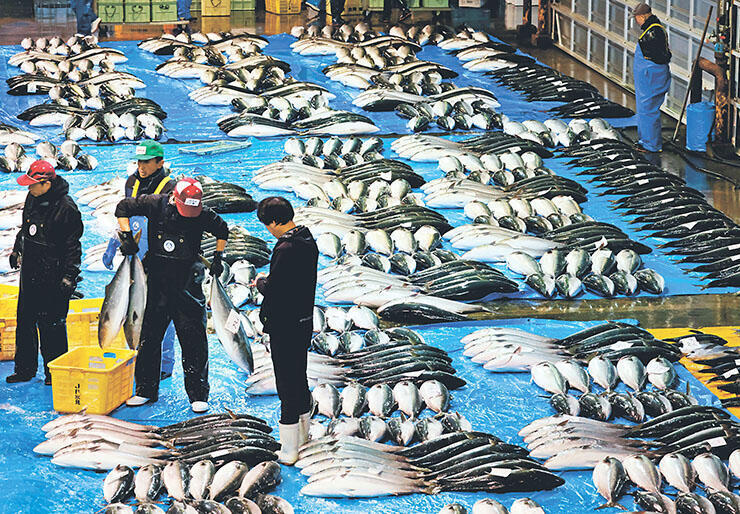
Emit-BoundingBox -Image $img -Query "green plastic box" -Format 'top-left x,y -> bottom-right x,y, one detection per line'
231,0 -> 256,9
422,0 -> 448,7
125,0 -> 151,23
98,0 -> 125,22
152,0 -> 178,21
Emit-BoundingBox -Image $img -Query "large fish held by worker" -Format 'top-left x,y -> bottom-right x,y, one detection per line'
209,271 -> 254,373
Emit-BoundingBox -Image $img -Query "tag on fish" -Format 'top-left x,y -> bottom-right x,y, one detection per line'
707,437 -> 727,448
646,360 -> 670,374
723,369 -> 739,379
488,468 -> 512,477
225,309 -> 241,334
680,337 -> 702,352
610,341 -> 634,351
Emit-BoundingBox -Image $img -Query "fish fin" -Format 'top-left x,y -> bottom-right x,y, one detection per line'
224,407 -> 238,420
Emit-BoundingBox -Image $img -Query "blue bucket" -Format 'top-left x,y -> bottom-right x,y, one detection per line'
686,101 -> 714,152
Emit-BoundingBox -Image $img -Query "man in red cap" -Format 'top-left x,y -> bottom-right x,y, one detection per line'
6,160 -> 83,386
114,178 -> 228,413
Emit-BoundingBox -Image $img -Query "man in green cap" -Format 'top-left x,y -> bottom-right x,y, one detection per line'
102,140 -> 177,378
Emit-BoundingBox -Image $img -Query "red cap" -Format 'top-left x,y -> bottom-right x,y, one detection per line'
17,160 -> 56,186
173,178 -> 203,217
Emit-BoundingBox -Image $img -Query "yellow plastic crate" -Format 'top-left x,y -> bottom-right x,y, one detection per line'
0,320 -> 13,361
265,0 -> 300,14
48,347 -> 136,415
0,285 -> 19,317
202,0 -> 231,15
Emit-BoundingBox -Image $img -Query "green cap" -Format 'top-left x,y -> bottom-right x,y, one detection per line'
133,140 -> 164,160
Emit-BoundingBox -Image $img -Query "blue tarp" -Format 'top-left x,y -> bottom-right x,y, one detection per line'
0,133 -> 731,300
0,317 -> 724,513
0,33 -> 636,144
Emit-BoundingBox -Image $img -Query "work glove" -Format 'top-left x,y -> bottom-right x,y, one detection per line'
102,237 -> 118,270
119,230 -> 139,256
60,276 -> 76,297
210,251 -> 224,278
9,251 -> 20,270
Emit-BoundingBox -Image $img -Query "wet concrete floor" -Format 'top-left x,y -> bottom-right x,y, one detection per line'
1,2 -> 738,329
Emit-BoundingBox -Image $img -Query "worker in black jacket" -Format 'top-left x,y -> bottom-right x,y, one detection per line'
7,161 -> 83,386
115,178 -> 228,413
102,140 -> 177,380
255,196 -> 318,464
632,2 -> 672,152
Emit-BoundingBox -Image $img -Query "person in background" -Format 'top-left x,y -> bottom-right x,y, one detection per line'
177,0 -> 195,21
254,197 -> 318,464
102,140 -> 177,380
382,0 -> 411,23
70,0 -> 100,36
115,178 -> 228,413
6,161 -> 83,386
632,2 -> 672,153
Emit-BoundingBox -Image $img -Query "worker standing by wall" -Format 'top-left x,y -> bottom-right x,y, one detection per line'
102,140 -> 177,380
6,161 -> 83,386
633,2 -> 672,153
115,178 -> 228,413
254,197 -> 318,464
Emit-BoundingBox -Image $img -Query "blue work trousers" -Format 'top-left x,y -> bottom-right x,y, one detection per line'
177,0 -> 192,20
633,45 -> 671,152
70,0 -> 96,35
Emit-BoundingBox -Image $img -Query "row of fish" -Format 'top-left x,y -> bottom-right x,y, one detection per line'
438,498 -> 546,514
520,405 -> 740,470
561,138 -> 740,288
593,451 -> 740,513
462,322 -> 682,372
245,329 -> 465,394
295,432 -> 564,497
37,412 -> 277,470
550,388 -> 697,423
141,32 -> 379,137
308,411 -> 472,445
1,139 -> 97,173
530,354 -> 679,395
311,379 -> 451,418
316,259 -> 501,322
8,35 -> 169,142
103,459 -> 281,512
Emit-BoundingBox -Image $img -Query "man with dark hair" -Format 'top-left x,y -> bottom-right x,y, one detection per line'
7,161 -> 83,386
102,140 -> 176,379
254,196 -> 318,464
632,2 -> 671,153
115,178 -> 228,413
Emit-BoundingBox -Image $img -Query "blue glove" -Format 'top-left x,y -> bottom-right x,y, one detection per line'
102,236 -> 120,270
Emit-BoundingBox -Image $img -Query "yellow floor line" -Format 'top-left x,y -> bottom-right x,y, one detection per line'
648,326 -> 740,416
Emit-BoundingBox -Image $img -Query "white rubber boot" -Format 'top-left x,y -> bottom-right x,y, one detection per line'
298,411 -> 311,446
277,423 -> 300,465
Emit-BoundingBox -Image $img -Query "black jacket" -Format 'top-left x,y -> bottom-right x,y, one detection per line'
124,168 -> 174,198
13,176 -> 83,283
257,226 -> 318,334
638,15 -> 671,65
114,194 -> 228,265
